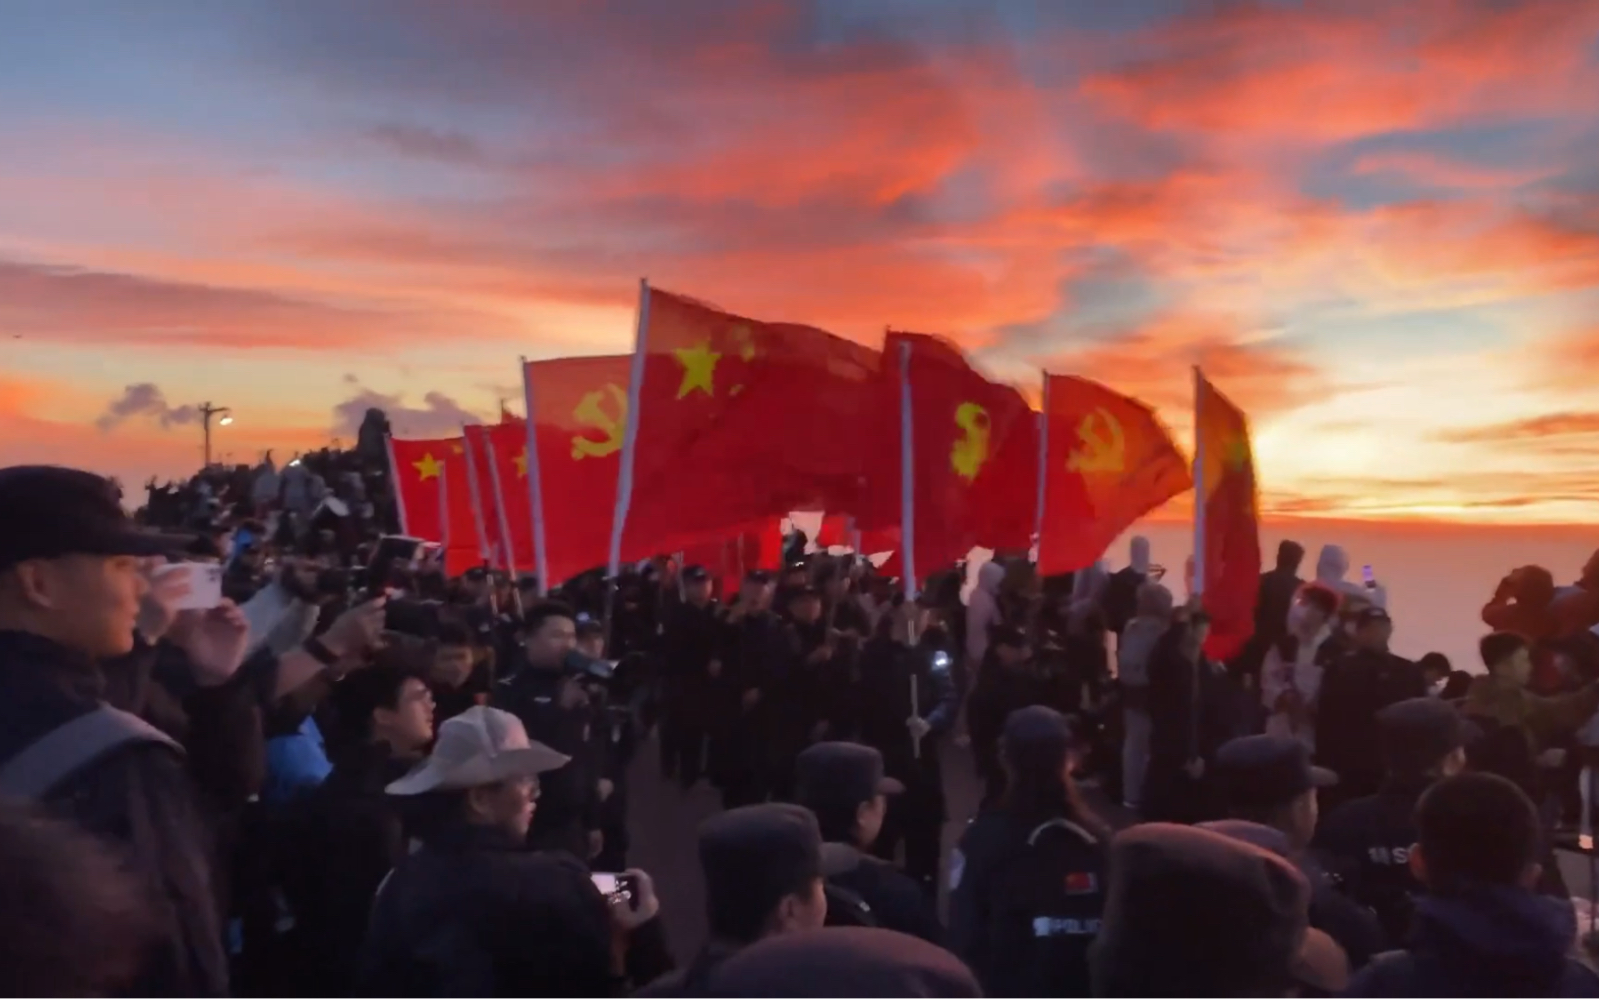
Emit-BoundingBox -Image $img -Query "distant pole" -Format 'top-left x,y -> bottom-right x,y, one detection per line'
197,402 -> 232,469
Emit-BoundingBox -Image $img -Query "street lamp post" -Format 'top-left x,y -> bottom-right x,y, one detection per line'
198,402 -> 233,468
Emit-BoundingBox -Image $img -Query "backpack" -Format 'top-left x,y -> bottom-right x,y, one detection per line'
0,704 -> 181,800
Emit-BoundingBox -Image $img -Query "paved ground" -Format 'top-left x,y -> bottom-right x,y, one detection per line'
624,734 -> 994,963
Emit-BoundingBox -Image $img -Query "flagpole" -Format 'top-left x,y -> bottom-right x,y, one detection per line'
459,426 -> 494,566
520,358 -> 550,595
1191,365 -> 1206,599
482,434 -> 520,578
1033,371 -> 1050,563
383,434 -> 411,536
898,337 -> 917,602
604,278 -> 651,651
437,457 -> 451,556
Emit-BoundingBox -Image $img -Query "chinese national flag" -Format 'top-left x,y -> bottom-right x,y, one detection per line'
463,423 -> 536,575
815,513 -> 851,548
387,435 -> 481,576
861,333 -> 1035,577
620,286 -> 883,559
1038,375 -> 1192,575
1195,372 -> 1262,661
525,355 -> 631,586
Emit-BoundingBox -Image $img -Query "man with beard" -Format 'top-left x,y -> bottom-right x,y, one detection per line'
709,570 -> 786,808
660,565 -> 719,788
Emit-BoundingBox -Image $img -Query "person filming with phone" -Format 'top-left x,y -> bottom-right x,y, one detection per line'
362,706 -> 664,995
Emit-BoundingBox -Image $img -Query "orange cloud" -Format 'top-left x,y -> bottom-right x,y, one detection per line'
1437,412 -> 1599,447
1080,0 -> 1599,144
1043,311 -> 1323,419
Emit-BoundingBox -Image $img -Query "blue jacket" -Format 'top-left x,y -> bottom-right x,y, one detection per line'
1346,884 -> 1599,997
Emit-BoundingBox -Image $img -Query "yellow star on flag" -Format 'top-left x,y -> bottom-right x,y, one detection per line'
674,341 -> 721,399
513,448 -> 529,478
413,452 -> 443,481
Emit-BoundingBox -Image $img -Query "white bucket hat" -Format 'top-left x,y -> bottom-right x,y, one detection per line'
386,705 -> 570,796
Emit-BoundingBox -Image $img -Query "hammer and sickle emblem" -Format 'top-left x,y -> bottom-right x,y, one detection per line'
1067,407 -> 1126,474
950,402 -> 991,482
570,383 -> 628,460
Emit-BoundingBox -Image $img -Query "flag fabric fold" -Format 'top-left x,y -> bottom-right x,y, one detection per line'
524,354 -> 633,588
1194,371 -> 1262,661
616,286 -> 884,561
1038,374 -> 1193,575
861,332 -> 1036,579
386,435 -> 481,576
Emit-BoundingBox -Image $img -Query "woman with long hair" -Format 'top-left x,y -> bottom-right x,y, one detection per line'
949,705 -> 1108,997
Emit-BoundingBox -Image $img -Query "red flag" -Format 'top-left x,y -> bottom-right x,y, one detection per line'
815,513 -> 851,548
525,355 -> 631,586
1038,375 -> 1192,574
861,333 -> 1035,577
619,286 -> 883,560
387,435 -> 481,576
464,423 -> 535,575
1195,373 -> 1262,661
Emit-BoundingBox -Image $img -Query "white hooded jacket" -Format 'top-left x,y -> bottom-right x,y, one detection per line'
1315,543 -> 1388,609
965,561 -> 1005,666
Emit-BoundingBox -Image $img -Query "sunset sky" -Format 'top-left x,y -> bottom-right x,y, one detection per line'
2,0 -> 1598,524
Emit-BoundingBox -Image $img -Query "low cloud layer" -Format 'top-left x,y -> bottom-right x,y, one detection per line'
95,383 -> 200,432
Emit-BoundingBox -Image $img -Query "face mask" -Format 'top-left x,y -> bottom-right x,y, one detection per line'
1428,679 -> 1446,697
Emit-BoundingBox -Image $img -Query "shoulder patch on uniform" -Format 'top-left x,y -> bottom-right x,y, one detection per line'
1063,871 -> 1098,895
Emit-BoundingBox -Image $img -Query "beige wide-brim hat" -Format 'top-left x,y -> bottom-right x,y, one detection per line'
386,705 -> 570,796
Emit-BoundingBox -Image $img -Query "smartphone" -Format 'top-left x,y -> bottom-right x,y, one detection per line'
155,562 -> 225,610
1362,564 -> 1377,589
591,872 -> 639,910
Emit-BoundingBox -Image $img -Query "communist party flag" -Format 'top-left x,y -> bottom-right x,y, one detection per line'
463,422 -> 536,575
1195,371 -> 1263,661
1038,374 -> 1192,575
861,332 -> 1035,578
618,284 -> 882,561
386,435 -> 481,576
523,354 -> 632,587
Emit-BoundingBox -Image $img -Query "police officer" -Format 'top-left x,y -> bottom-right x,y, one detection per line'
660,565 -> 719,788
1206,734 -> 1385,968
637,804 -> 828,995
794,742 -> 945,944
949,706 -> 1108,996
1313,697 -> 1474,946
856,597 -> 956,895
708,570 -> 786,808
768,586 -> 847,801
491,601 -> 600,861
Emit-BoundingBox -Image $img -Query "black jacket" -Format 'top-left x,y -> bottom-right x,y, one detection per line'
1346,885 -> 1599,996
492,665 -> 597,858
0,630 -> 230,997
821,842 -> 946,946
1313,776 -> 1433,946
282,742 -> 417,992
357,821 -> 618,996
948,809 -> 1106,997
1316,650 -> 1426,797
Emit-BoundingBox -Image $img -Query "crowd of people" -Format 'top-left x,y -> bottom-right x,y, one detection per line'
3,442 -> 1599,996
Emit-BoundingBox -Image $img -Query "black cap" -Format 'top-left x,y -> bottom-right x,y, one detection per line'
1355,605 -> 1392,626
463,566 -> 489,582
1092,824 -> 1347,996
0,466 -> 190,570
699,804 -> 822,924
1379,697 -> 1479,767
574,619 -> 605,641
1001,705 -> 1079,773
1215,735 -> 1337,809
682,564 -> 710,583
707,926 -> 982,997
745,569 -> 774,585
795,742 -> 904,810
